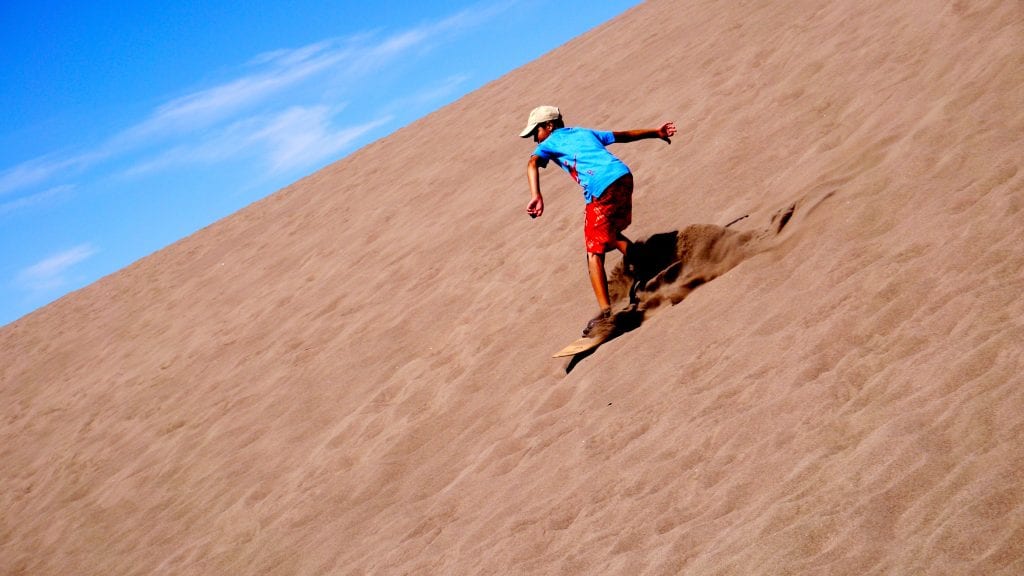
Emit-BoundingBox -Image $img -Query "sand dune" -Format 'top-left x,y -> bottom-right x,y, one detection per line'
2,0 -> 1023,574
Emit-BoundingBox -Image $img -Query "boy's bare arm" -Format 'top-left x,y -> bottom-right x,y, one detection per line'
613,122 -> 677,144
526,155 -> 544,218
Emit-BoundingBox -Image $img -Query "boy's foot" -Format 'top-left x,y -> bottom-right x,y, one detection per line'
582,308 -> 612,338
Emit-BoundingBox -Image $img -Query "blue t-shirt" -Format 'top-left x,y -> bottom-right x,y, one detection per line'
532,127 -> 631,204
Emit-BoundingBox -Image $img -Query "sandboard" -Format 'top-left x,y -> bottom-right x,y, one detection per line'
552,333 -> 609,357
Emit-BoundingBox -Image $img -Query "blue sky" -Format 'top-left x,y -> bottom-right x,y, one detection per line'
0,0 -> 641,326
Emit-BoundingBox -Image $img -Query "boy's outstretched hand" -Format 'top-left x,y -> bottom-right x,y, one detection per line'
527,195 -> 544,218
658,122 -> 677,144
612,122 -> 678,144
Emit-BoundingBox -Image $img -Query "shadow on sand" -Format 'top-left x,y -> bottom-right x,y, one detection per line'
564,203 -> 797,374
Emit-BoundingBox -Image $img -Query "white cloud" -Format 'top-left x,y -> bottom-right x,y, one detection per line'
0,158 -> 59,197
0,185 -> 76,217
351,3 -> 511,74
16,244 -> 98,292
248,38 -> 341,68
115,8 -> 499,148
0,2 -> 511,198
248,106 -> 392,173
114,41 -> 352,146
118,106 -> 391,178
0,37 -> 369,193
0,154 -> 98,198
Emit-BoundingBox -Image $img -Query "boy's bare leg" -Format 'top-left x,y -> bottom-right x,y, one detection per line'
587,235 -> 632,312
615,235 -> 632,261
588,252 -> 612,312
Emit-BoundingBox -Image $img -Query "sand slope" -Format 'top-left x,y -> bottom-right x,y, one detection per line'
2,0 -> 1023,574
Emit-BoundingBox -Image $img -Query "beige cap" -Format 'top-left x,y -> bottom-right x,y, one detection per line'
519,105 -> 561,137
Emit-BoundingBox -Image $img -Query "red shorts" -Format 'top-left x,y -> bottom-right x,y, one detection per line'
585,174 -> 633,254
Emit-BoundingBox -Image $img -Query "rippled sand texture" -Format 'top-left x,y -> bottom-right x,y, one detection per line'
2,0 -> 1022,574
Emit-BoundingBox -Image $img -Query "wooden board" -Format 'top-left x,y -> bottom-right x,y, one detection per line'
552,334 -> 608,357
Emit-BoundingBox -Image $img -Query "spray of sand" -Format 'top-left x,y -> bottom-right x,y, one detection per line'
596,203 -> 799,340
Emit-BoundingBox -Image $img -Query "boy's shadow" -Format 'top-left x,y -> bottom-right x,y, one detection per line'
562,206 -> 794,374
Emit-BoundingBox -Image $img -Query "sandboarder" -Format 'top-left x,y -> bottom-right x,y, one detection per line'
521,105 -> 676,337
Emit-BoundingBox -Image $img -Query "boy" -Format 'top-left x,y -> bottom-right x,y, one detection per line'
521,105 -> 676,336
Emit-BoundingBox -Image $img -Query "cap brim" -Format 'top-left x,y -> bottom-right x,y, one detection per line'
519,123 -> 538,138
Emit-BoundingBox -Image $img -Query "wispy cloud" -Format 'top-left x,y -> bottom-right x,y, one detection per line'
249,106 -> 392,173
113,41 -> 353,147
114,6 -> 501,150
350,3 -> 512,74
16,244 -> 98,292
0,184 -> 76,217
0,154 -> 99,198
119,106 -> 392,178
0,2 -> 511,200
